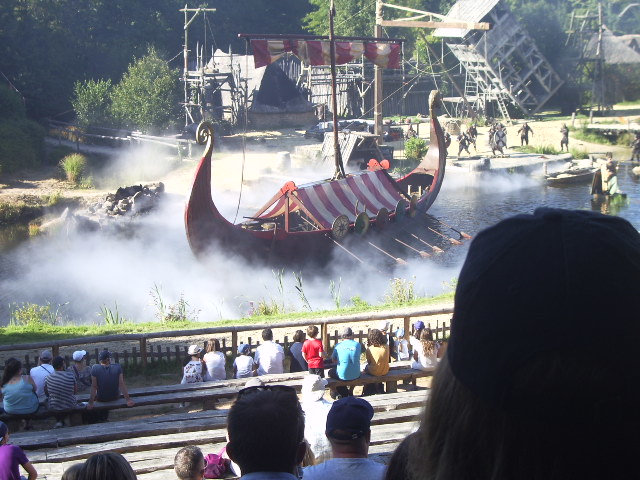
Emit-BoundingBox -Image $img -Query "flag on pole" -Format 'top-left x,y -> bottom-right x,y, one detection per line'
251,39 -> 401,69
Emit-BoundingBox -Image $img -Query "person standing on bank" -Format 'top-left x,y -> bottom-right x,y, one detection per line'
517,122 -> 533,146
67,350 -> 91,393
87,350 -> 134,420
560,123 -> 569,152
29,350 -> 54,403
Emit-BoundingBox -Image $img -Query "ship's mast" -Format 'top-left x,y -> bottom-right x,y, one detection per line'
329,0 -> 346,179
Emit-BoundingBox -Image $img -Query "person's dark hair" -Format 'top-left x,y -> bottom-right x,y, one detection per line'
61,463 -> 83,480
79,452 -> 137,480
206,338 -> 221,353
227,388 -> 305,474
409,355 -> 637,480
367,329 -> 385,347
2,358 -> 22,387
262,328 -> 273,341
52,356 -> 65,370
306,325 -> 319,338
174,445 -> 204,480
385,433 -> 415,480
293,330 -> 306,343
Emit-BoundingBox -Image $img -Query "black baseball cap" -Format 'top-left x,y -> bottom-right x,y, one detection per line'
326,396 -> 374,441
448,208 -> 640,423
98,349 -> 112,362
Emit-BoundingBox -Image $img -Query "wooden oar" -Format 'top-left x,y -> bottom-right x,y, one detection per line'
368,241 -> 407,265
433,217 -> 472,240
394,237 -> 431,258
408,233 -> 444,253
427,226 -> 463,246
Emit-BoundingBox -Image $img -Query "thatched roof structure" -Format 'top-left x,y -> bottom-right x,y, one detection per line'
584,26 -> 640,64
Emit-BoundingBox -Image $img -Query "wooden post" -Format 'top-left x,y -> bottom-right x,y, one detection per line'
321,323 -> 329,352
124,350 -> 129,367
403,316 -> 410,341
175,346 -> 181,365
374,0 -> 384,140
231,330 -> 238,356
132,347 -> 137,366
114,352 -> 120,364
140,338 -> 148,369
52,345 -> 60,357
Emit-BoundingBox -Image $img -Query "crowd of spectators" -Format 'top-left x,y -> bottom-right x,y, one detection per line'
4,208 -> 638,480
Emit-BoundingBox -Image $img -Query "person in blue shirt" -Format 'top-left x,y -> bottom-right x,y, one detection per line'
328,327 -> 361,398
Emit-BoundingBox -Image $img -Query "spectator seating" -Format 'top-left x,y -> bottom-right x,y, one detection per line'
10,368 -> 431,479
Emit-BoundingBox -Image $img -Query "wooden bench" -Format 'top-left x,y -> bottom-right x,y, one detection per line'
25,389 -> 428,479
3,362 -> 433,433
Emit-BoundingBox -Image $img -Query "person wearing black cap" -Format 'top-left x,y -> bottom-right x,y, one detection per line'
0,420 -> 38,480
407,208 -> 640,480
303,396 -> 385,480
87,349 -> 134,421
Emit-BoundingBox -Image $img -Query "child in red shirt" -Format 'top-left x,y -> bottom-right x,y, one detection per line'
301,325 -> 324,377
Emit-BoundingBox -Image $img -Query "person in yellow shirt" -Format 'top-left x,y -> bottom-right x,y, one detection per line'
363,329 -> 389,395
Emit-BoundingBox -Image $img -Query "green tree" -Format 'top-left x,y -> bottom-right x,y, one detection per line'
72,79 -> 113,128
110,48 -> 180,132
0,85 -> 45,173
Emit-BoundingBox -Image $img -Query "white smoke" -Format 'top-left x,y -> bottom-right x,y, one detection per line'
0,144 -> 465,325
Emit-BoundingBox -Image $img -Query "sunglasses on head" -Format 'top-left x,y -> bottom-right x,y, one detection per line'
237,384 -> 297,397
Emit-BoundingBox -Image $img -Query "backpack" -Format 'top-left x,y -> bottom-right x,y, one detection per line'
203,447 -> 230,479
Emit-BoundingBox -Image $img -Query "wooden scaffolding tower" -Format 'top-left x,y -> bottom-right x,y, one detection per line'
433,0 -> 563,120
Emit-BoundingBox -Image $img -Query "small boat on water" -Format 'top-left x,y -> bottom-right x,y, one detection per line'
544,166 -> 596,186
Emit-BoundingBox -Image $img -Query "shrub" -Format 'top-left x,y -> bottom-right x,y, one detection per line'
9,302 -> 66,326
60,153 -> 87,183
570,147 -> 589,160
385,277 -> 416,305
404,137 -> 428,161
110,47 -> 180,132
72,79 -> 113,128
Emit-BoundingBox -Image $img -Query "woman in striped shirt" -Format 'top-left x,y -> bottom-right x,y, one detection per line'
44,356 -> 77,428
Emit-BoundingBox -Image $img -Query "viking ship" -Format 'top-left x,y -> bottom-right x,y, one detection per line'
184,90 -> 447,264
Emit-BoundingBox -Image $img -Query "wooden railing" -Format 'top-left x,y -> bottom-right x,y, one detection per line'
0,304 -> 453,371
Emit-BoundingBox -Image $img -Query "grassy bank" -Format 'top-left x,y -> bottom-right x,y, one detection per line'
0,291 -> 454,346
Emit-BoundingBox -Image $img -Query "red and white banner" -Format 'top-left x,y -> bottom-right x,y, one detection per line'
251,39 -> 401,69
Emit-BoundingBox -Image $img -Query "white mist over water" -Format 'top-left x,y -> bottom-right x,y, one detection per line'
0,147 -> 461,325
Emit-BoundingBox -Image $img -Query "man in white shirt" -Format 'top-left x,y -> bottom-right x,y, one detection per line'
254,328 -> 284,375
29,350 -> 55,402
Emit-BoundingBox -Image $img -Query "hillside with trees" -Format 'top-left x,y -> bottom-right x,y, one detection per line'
1,0 -> 639,131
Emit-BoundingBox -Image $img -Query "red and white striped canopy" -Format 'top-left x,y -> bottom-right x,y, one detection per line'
251,39 -> 401,69
259,170 -> 405,229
